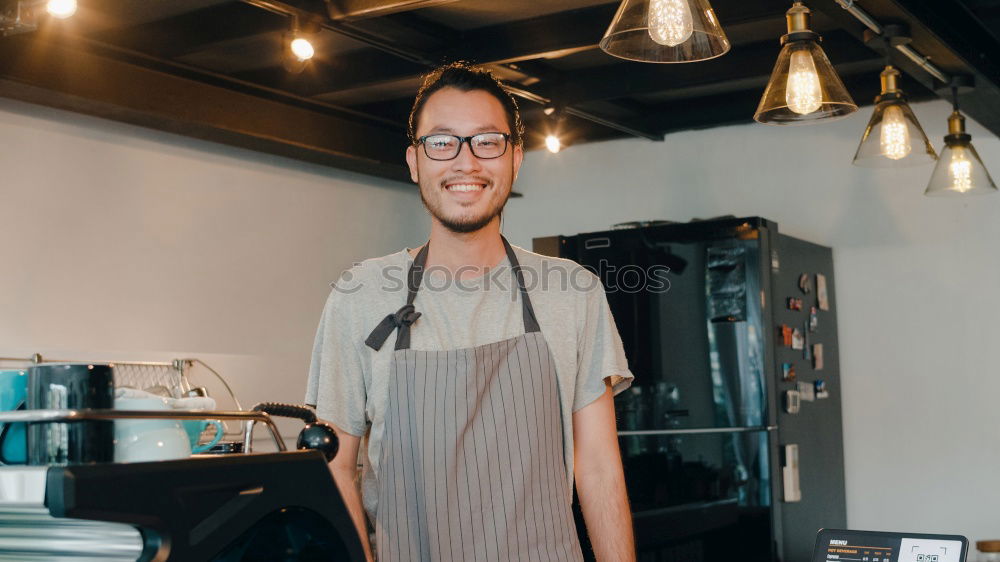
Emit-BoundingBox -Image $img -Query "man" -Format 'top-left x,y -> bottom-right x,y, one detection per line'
306,62 -> 635,561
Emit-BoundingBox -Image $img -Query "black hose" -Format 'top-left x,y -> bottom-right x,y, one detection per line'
251,402 -> 317,424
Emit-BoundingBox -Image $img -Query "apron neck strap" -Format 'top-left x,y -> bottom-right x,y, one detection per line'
406,242 -> 430,307
364,236 -> 540,352
501,236 -> 541,334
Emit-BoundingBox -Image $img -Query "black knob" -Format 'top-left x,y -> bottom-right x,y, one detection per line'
297,422 -> 339,462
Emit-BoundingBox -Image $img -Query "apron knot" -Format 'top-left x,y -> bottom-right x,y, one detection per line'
365,304 -> 421,351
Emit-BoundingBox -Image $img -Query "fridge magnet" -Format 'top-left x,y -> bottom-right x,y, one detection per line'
814,380 -> 829,399
791,328 -> 804,350
797,381 -> 816,402
812,343 -> 824,370
782,362 -> 796,382
784,390 -> 801,414
809,306 -> 819,332
779,324 -> 793,347
798,273 -> 812,294
787,297 -> 803,311
816,274 -> 829,311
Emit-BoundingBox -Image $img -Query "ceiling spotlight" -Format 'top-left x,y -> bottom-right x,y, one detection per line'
290,37 -> 314,61
46,0 -> 77,19
925,81 -> 996,196
852,65 -> 936,167
754,2 -> 857,124
545,135 -> 561,154
283,19 -> 317,74
600,0 -> 730,63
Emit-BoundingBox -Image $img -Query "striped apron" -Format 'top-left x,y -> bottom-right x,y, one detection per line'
364,237 -> 582,562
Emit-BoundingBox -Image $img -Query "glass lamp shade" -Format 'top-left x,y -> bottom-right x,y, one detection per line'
754,40 -> 858,125
852,98 -> 936,167
925,142 -> 997,196
599,0 -> 730,63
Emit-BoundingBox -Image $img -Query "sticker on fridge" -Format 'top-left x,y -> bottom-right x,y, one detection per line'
812,343 -> 824,370
816,274 -> 829,311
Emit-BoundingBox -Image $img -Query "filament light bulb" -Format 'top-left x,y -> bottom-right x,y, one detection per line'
647,0 -> 694,47
46,0 -> 77,19
948,148 -> 973,193
545,135 -> 561,154
879,105 -> 912,160
785,49 -> 822,115
290,37 -> 315,62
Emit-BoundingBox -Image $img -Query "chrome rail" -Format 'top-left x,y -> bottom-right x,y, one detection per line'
0,409 -> 286,452
834,0 -> 950,83
618,425 -> 777,437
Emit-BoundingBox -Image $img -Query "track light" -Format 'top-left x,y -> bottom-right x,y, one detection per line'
925,80 -> 997,196
600,0 -> 730,63
852,65 -> 936,167
290,37 -> 314,60
542,105 -> 565,154
754,2 -> 857,124
283,19 -> 316,74
545,135 -> 561,154
45,0 -> 76,19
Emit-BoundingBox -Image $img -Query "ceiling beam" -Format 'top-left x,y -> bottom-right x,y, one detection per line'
543,31 -> 881,105
324,0 -> 461,21
87,3 -> 288,60
445,4 -> 621,64
230,52 -> 428,99
0,34 -> 412,183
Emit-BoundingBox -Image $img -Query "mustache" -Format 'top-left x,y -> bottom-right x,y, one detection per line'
439,176 -> 492,188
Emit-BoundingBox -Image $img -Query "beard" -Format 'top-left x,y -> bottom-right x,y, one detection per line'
418,174 -> 512,234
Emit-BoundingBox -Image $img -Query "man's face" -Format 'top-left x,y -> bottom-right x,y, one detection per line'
406,87 -> 523,234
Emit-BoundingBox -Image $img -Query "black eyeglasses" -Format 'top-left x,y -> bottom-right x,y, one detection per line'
415,132 -> 511,161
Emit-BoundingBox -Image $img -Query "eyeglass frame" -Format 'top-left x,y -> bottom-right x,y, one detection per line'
414,132 -> 512,161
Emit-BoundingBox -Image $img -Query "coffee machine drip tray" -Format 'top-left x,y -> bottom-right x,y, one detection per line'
0,466 -> 143,560
0,452 -> 364,561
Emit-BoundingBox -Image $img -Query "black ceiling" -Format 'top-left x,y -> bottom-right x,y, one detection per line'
1,0 -> 998,183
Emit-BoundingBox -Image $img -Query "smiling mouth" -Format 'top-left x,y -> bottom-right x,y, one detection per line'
443,180 -> 489,192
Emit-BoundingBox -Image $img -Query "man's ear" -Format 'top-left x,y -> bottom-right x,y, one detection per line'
405,145 -> 419,184
512,143 -> 524,183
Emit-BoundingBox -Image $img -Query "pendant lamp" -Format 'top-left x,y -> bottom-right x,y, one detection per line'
925,84 -> 997,196
852,66 -> 936,167
600,0 -> 730,63
754,2 -> 857,125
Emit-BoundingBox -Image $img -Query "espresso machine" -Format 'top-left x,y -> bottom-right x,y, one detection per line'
0,362 -> 364,561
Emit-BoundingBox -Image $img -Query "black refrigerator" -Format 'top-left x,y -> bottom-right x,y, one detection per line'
533,217 -> 846,562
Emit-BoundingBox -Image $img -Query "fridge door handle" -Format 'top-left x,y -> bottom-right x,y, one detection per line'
583,237 -> 611,250
618,425 -> 776,436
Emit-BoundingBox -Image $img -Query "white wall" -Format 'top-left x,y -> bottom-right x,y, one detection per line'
2,94 -> 998,546
504,98 -> 1000,547
0,98 -> 427,442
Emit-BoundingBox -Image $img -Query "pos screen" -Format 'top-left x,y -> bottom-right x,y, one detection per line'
814,529 -> 969,562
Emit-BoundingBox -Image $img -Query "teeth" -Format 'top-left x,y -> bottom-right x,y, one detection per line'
446,184 -> 484,192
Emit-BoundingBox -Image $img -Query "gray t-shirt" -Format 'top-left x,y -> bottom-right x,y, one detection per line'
305,244 -> 634,521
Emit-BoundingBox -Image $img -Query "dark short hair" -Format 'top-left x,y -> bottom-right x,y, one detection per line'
408,62 -> 524,146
